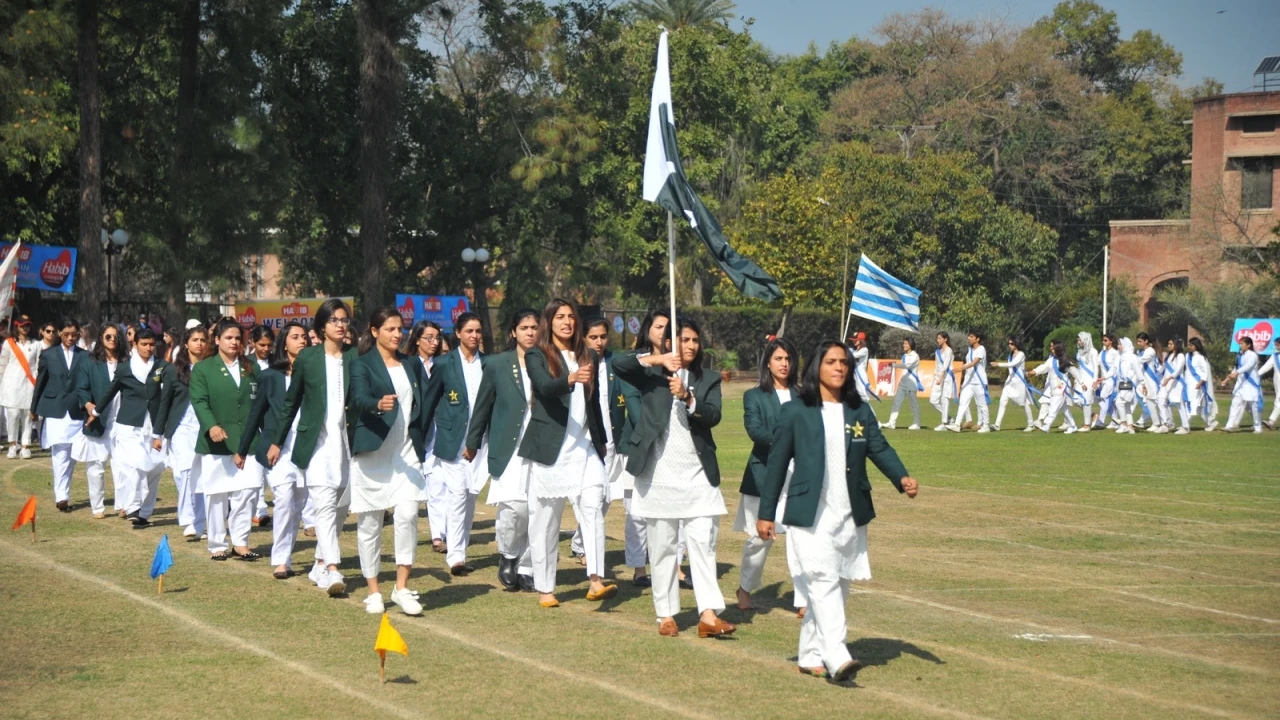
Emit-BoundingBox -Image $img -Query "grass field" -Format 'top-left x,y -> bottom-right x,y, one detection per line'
2,384 -> 1277,720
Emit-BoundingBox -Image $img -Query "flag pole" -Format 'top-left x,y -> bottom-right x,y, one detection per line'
30,516 -> 36,543
158,574 -> 164,595
668,212 -> 681,366
380,653 -> 386,684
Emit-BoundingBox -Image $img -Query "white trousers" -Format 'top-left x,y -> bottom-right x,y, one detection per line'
496,499 -> 533,576
4,407 -> 32,447
1270,397 -> 1280,425
529,485 -> 607,593
737,495 -> 772,593
929,385 -> 951,424
50,443 -> 74,503
124,463 -> 164,518
206,488 -> 258,554
113,456 -> 135,514
569,489 -> 610,557
1226,396 -> 1262,431
255,478 -> 271,519
1197,397 -> 1219,425
424,469 -> 448,541
794,571 -> 853,673
270,482 -> 308,567
356,500 -> 419,578
173,468 -> 206,534
301,493 -> 316,530
309,484 -> 348,568
1042,395 -> 1077,430
622,492 -> 649,569
1114,397 -> 1134,424
955,385 -> 989,427
82,459 -> 109,515
994,393 -> 1034,429
1080,390 -> 1097,426
647,515 -> 724,618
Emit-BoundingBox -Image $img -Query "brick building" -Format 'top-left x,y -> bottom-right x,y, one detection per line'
1109,90 -> 1279,323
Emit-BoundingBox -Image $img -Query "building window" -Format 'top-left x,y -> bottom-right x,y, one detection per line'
1231,157 -> 1274,210
1240,115 -> 1277,134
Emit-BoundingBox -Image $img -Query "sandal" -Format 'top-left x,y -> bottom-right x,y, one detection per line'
210,552 -> 230,561
432,540 -> 446,554
272,568 -> 291,580
798,666 -> 829,679
232,550 -> 261,561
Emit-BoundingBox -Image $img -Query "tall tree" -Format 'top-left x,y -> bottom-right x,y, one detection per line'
165,0 -> 199,325
356,0 -> 402,309
630,0 -> 735,29
76,0 -> 104,320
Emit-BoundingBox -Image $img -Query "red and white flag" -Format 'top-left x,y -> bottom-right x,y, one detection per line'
0,241 -> 20,320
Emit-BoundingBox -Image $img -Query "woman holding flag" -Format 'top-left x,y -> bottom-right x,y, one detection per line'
1219,336 -> 1263,433
1030,340 -> 1083,433
883,338 -> 921,430
1,314 -> 39,459
991,337 -> 1037,432
1186,338 -> 1218,433
930,333 -> 956,431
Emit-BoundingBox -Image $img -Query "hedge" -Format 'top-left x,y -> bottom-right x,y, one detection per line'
684,307 -> 843,371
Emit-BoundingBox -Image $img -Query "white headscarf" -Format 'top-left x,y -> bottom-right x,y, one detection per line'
1119,337 -> 1135,357
1077,331 -> 1096,354
130,347 -> 155,384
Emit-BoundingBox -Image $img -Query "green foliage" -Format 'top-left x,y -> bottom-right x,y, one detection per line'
876,324 -> 970,359
683,306 -> 841,370
1043,324 -> 1095,358
1152,282 -> 1280,347
629,0 -> 735,29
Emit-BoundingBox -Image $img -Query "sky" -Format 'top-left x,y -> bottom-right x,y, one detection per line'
728,0 -> 1280,92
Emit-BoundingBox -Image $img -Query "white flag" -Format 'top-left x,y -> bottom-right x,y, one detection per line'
0,241 -> 20,321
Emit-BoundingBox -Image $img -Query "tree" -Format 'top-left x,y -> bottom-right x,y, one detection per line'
1153,281 -> 1280,369
630,0 -> 734,29
76,0 -> 104,321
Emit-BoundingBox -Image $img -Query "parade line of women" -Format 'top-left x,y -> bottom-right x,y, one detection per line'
28,301 -> 927,682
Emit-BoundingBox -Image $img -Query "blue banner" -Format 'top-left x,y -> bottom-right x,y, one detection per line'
1230,318 -> 1277,355
395,294 -> 471,333
0,243 -> 78,293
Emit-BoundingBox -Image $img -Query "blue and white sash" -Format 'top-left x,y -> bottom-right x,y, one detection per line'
936,349 -> 957,404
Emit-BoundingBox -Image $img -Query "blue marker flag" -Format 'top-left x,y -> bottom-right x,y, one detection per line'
150,535 -> 173,579
849,254 -> 921,332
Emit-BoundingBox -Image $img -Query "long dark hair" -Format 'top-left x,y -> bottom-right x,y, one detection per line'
756,336 -> 799,393
634,309 -> 670,353
506,308 -> 539,352
1006,336 -> 1023,354
1188,337 -> 1205,355
405,320 -> 444,359
1166,337 -> 1185,358
1050,340 -> 1073,369
666,316 -> 706,383
249,324 -> 275,359
358,305 -> 403,355
90,323 -> 124,363
536,298 -> 588,382
1237,336 -> 1254,352
174,325 -> 209,386
797,340 -> 861,408
270,321 -> 309,373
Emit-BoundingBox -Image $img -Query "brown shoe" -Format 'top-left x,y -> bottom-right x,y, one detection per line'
539,596 -> 560,608
431,539 -> 445,554
303,527 -> 316,538
450,563 -> 475,577
586,584 -> 618,602
56,500 -> 71,513
832,659 -> 862,683
658,618 -> 679,637
697,617 -> 736,638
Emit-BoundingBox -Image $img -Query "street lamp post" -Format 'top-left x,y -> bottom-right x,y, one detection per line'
102,228 -> 130,321
461,247 -> 493,353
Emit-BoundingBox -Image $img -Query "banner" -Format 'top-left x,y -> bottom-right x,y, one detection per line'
869,359 -> 965,398
1230,319 -> 1277,355
0,243 -> 78,294
395,294 -> 471,333
234,298 -> 354,330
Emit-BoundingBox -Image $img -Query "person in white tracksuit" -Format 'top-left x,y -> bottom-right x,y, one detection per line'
949,331 -> 990,433
1219,336 -> 1264,433
930,332 -> 956,431
991,337 -> 1036,432
1260,337 -> 1280,430
1074,332 -> 1100,431
1112,338 -> 1141,434
849,333 -> 880,423
1093,334 -> 1120,429
1029,340 -> 1083,433
884,338 -> 921,430
1153,338 -> 1191,434
1185,338 -> 1218,433
1134,333 -> 1161,428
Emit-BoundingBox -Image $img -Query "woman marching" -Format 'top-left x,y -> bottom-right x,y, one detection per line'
512,299 -> 613,608
991,337 -> 1037,432
72,324 -> 124,518
734,335 -> 804,614
268,299 -> 355,596
930,332 -> 956,431
1153,338 -> 1190,435
406,320 -> 447,554
1219,335 -> 1264,433
1030,340 -> 1084,433
614,316 -> 735,638
1093,334 -> 1120,429
883,338 -> 922,431
1113,338 -> 1141,434
92,327 -> 169,528
347,307 -> 430,615
247,325 -> 276,527
160,325 -> 209,540
1186,338 -> 1218,433
757,340 -> 918,682
1074,332 -> 1101,432
238,322 -> 310,577
1,314 -> 40,459
464,309 -> 540,592
191,318 -> 265,560
1134,333 -> 1162,429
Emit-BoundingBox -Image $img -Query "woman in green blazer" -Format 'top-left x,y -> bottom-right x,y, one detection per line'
72,324 -> 125,519
159,325 -> 209,541
757,340 -> 919,683
190,318 -> 263,561
612,316 -> 735,639
514,299 -> 612,607
734,335 -> 801,613
237,321 -> 309,578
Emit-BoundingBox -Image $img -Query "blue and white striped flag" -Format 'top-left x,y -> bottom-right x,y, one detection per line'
849,254 -> 921,332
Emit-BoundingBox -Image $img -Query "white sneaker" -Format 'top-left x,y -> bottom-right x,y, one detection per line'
991,425 -> 1001,432
391,587 -> 424,616
1174,427 -> 1189,435
1155,426 -> 1171,434
364,592 -> 385,614
6,445 -> 16,459
1206,421 -> 1219,432
1253,428 -> 1263,434
946,424 -> 961,433
882,423 -> 896,430
1115,426 -> 1126,434
977,425 -> 990,433
934,424 -> 947,432
19,447 -> 30,459
308,562 -> 325,585
907,424 -> 920,430
324,569 -> 346,597
1078,425 -> 1091,433
1064,427 -> 1076,434
1023,426 -> 1035,432
1105,422 -> 1119,430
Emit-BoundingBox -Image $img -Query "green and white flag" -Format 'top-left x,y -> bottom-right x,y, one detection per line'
642,30 -> 782,303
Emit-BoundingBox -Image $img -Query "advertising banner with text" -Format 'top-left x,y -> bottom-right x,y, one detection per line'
1230,318 -> 1277,355
0,243 -> 78,293
395,294 -> 471,333
234,298 -> 355,330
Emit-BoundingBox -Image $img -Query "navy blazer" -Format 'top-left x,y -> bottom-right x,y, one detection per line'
31,344 -> 89,419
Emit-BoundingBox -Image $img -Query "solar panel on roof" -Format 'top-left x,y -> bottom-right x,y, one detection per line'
1256,56 -> 1280,74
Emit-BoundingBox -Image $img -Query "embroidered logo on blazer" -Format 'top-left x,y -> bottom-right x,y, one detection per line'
848,422 -> 865,439
616,393 -> 627,407
249,381 -> 259,400
448,389 -> 460,405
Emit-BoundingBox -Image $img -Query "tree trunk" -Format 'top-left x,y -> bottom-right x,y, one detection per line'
75,0 -> 104,323
357,0 -> 401,311
166,0 -> 199,326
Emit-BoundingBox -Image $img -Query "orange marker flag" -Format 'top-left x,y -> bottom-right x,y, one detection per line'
374,612 -> 408,683
12,496 -> 36,541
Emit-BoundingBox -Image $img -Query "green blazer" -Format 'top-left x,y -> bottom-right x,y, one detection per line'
189,355 -> 260,456
615,370 -> 642,456
603,355 -> 628,447
95,359 -> 169,430
612,352 -> 722,486
466,350 -> 529,478
237,367 -> 287,467
76,357 -> 116,438
421,348 -> 484,461
31,344 -> 89,419
516,347 -> 607,465
349,350 -> 430,460
740,385 -> 798,497
760,399 -> 909,528
272,345 -> 357,469
156,364 -> 191,440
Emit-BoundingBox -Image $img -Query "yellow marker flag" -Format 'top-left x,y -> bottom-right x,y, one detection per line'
375,612 -> 408,658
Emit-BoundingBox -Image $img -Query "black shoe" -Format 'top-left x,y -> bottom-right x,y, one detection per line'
131,517 -> 151,529
678,573 -> 694,591
632,575 -> 652,588
125,510 -> 140,521
55,500 -> 71,513
450,563 -> 475,577
497,556 -> 519,590
517,574 -> 536,592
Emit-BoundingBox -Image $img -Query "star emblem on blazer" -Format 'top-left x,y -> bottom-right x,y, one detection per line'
448,389 -> 460,404
849,422 -> 865,438
616,393 -> 626,407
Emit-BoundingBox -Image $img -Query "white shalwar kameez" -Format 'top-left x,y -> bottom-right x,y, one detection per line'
570,357 -> 622,559
789,402 -> 869,675
417,357 -> 445,542
1225,350 -> 1263,433
168,400 -> 204,536
1157,353 -> 1191,431
1185,353 -> 1217,428
992,351 -> 1035,430
1259,352 -> 1280,428
852,347 -> 875,406
1095,346 -> 1120,426
351,365 -> 425,578
42,346 -> 85,506
486,362 -> 533,580
734,388 -> 801,605
1136,346 -> 1161,426
197,359 -> 266,555
73,358 -> 119,516
305,354 -> 351,569
1030,358 -> 1082,432
435,352 -> 487,569
1113,339 -> 1142,431
113,353 -> 167,520
929,346 -> 956,426
1075,333 -> 1100,428
267,375 -> 306,567
954,345 -> 989,429
1,336 -> 40,450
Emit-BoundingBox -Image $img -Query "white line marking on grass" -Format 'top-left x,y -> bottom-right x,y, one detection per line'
1013,633 -> 1094,642
1,540 -> 426,720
